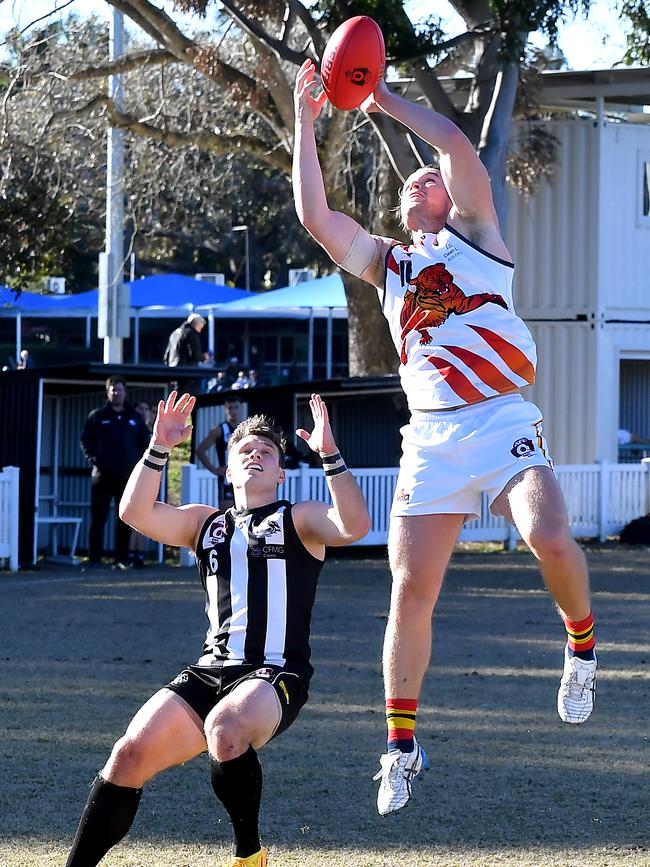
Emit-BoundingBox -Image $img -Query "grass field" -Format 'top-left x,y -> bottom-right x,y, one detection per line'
1,547 -> 649,866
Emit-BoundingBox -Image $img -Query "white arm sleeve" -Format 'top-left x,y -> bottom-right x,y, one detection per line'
336,226 -> 380,279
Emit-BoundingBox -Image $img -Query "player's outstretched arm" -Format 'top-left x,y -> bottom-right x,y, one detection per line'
119,391 -> 214,550
362,80 -> 498,230
293,59 -> 389,287
292,394 -> 371,547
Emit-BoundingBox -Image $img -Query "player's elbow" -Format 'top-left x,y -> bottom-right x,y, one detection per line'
298,210 -> 320,238
118,492 -> 140,526
118,497 -> 133,523
298,207 -> 332,244
342,511 -> 372,543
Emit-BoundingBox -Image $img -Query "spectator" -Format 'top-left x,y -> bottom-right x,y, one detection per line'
246,369 -> 258,388
195,398 -> 243,510
80,376 -> 151,570
163,313 -> 206,367
207,370 -> 228,393
17,349 -> 31,370
198,351 -> 217,393
224,355 -> 240,385
618,428 -> 650,445
231,370 -> 250,390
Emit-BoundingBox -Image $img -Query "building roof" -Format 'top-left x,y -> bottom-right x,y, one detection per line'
391,66 -> 650,119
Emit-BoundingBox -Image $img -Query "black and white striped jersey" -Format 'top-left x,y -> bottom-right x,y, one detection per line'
194,500 -> 324,681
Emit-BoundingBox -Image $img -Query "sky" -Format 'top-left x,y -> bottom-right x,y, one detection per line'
0,0 -> 632,71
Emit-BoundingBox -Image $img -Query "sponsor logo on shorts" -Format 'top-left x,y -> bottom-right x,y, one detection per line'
171,672 -> 189,686
255,667 -> 275,679
395,488 -> 411,503
277,679 -> 290,704
511,437 -> 536,458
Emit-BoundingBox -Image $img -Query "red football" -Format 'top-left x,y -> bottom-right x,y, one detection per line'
321,16 -> 385,111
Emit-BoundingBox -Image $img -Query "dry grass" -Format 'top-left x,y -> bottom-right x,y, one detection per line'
1,548 -> 649,866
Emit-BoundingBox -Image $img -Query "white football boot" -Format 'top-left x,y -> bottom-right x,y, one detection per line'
373,737 -> 428,815
557,646 -> 597,724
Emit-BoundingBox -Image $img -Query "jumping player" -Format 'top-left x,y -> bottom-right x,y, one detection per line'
292,60 -> 597,816
65,391 -> 370,867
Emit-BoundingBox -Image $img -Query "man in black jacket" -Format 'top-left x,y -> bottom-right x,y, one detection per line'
163,313 -> 206,367
81,376 -> 151,569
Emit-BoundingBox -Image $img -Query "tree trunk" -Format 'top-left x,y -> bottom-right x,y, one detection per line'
343,273 -> 398,376
477,58 -> 522,229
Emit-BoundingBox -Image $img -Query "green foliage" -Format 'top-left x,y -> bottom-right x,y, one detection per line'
621,1 -> 650,64
314,0 -> 444,62
490,0 -> 591,59
0,153 -> 81,291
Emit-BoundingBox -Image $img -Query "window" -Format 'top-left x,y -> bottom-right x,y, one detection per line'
639,150 -> 650,226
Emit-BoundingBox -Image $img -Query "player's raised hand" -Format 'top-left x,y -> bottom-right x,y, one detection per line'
359,77 -> 390,114
296,393 -> 337,456
152,391 -> 195,450
294,59 -> 328,122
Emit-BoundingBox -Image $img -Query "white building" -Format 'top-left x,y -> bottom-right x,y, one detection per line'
504,69 -> 650,463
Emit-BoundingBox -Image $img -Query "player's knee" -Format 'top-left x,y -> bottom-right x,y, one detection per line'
390,566 -> 441,612
105,735 -> 153,784
527,522 -> 573,561
204,708 -> 249,762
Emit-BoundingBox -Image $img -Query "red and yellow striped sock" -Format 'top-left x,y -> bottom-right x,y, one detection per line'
386,698 -> 417,753
563,611 -> 596,660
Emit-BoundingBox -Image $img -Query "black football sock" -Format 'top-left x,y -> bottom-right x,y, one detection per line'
65,774 -> 142,866
210,747 -> 263,858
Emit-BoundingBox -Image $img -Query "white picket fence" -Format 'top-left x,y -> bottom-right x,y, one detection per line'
0,466 -> 20,570
180,460 -> 650,562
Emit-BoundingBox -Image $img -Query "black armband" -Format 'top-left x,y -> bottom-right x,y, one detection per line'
320,451 -> 348,477
143,444 -> 170,472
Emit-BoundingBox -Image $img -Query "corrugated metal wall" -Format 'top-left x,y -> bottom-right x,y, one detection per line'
525,321 -> 598,464
600,124 -> 650,318
506,119 -> 598,318
296,392 -> 405,468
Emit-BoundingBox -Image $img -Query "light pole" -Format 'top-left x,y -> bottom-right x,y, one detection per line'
98,7 -> 130,363
233,224 -> 250,292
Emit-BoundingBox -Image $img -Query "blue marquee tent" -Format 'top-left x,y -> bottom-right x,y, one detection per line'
197,273 -> 348,379
129,274 -> 251,313
0,274 -> 348,373
0,274 -> 250,318
198,273 -> 347,319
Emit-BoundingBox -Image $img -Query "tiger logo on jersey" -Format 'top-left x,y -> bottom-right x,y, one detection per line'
400,263 -> 507,365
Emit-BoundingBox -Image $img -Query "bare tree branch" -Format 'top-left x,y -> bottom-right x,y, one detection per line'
68,48 -> 175,80
219,0 -> 305,65
287,0 -> 326,57
14,0 -> 76,37
106,0 -> 194,59
45,92 -> 291,173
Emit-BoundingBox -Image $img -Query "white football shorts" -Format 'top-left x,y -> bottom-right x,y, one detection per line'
391,393 -> 554,522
